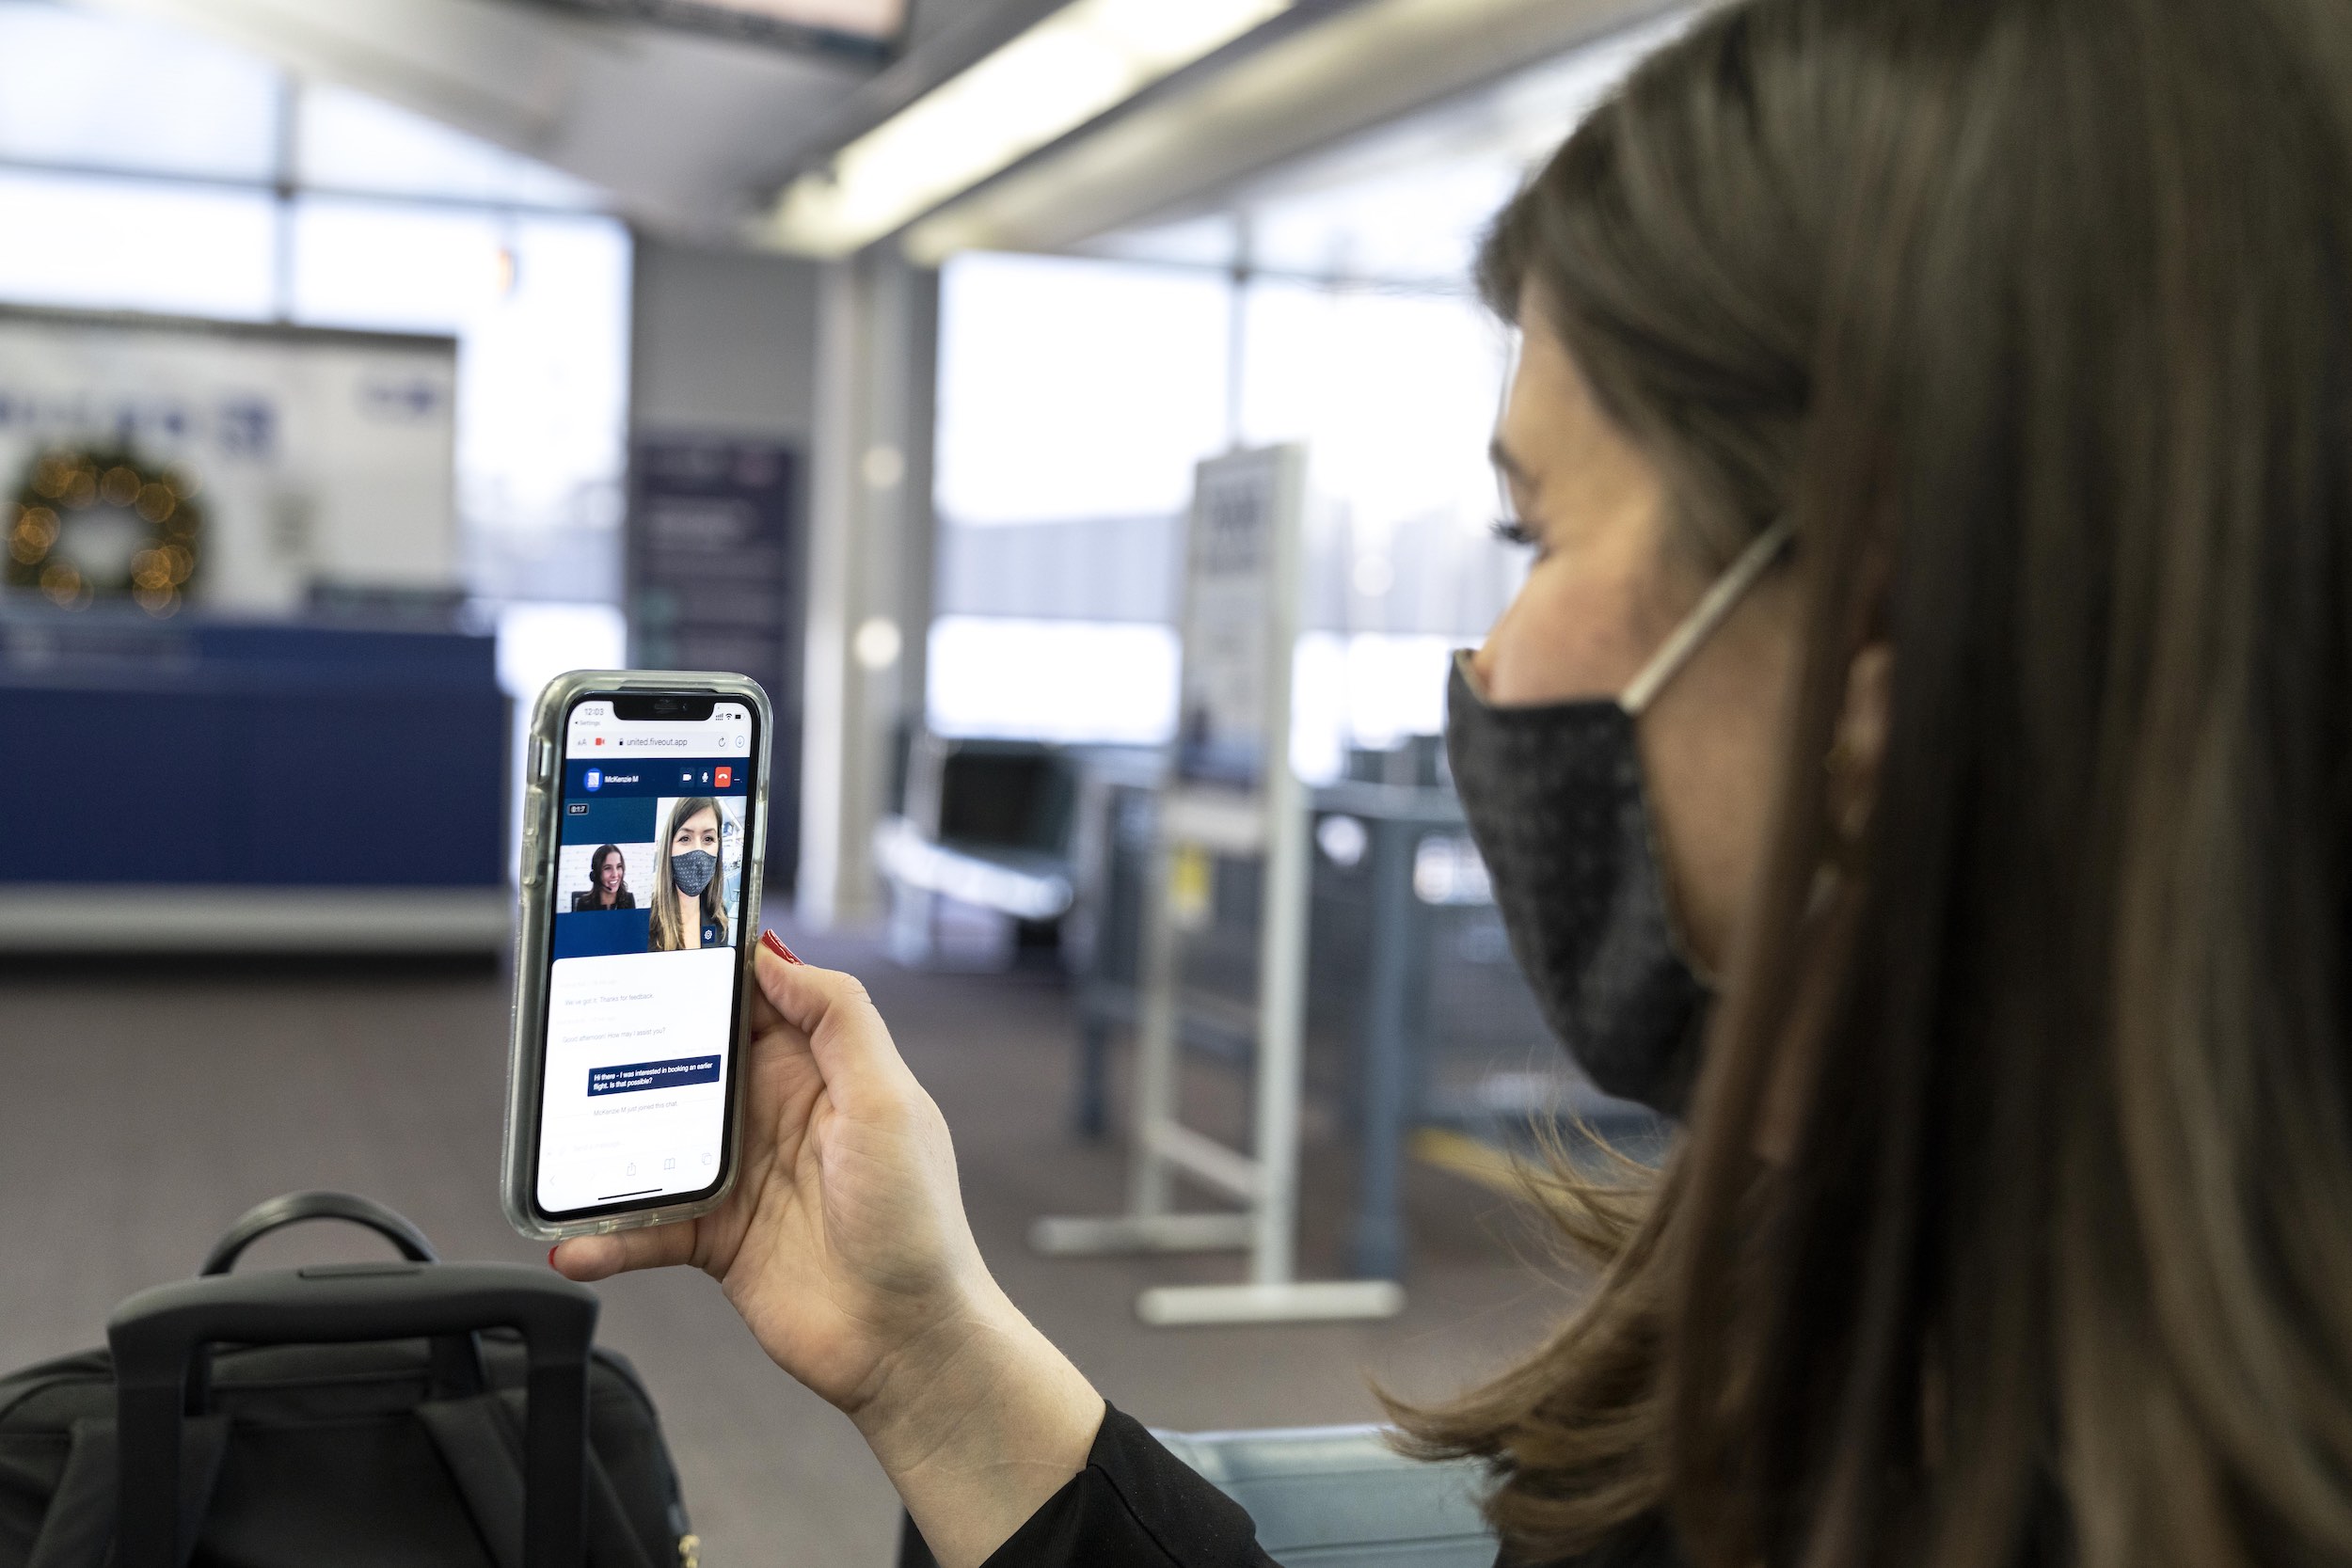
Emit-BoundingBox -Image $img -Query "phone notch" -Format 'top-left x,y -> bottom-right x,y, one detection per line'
612,694 -> 716,722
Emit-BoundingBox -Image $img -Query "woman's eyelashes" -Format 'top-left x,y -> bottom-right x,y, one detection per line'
1491,515 -> 1542,551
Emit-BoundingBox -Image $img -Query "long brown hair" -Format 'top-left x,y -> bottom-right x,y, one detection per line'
648,796 -> 730,952
1393,3 -> 2352,1566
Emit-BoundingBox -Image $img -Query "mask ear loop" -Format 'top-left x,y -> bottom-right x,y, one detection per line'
1618,518 -> 1795,718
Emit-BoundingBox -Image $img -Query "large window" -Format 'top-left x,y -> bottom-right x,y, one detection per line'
934,251 -> 1232,528
0,1 -> 630,610
0,170 -> 278,320
288,198 -> 630,602
0,5 -> 280,182
927,14 -> 1684,775
930,252 -> 1515,780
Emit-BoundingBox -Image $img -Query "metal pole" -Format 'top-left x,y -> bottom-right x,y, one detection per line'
1248,444 -> 1307,1287
1250,780 -> 1308,1285
1131,836 -> 1181,1219
1352,815 -> 1417,1281
1074,1009 -> 1111,1139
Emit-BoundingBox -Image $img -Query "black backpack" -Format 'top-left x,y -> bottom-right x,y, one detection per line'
0,1192 -> 695,1568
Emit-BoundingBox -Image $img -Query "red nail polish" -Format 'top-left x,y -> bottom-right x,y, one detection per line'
761,928 -> 803,964
547,1245 -> 559,1269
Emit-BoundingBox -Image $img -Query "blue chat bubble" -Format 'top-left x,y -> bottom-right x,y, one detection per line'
587,1054 -> 721,1097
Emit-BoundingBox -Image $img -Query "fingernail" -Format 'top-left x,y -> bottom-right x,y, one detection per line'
547,1245 -> 560,1270
761,928 -> 803,964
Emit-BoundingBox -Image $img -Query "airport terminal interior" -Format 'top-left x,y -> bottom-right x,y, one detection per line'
0,0 -> 1688,1560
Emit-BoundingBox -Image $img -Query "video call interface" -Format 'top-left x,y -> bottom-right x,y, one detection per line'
535,698 -> 755,1217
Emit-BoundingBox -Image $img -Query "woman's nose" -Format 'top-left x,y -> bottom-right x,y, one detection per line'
1468,600 -> 1512,698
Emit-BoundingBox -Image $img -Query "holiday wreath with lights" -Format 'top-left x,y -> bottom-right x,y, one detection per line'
3,447 -> 204,615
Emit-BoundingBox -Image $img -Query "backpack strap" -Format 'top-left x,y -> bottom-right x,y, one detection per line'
416,1396 -> 527,1568
24,1414 -> 229,1568
416,1391 -> 659,1568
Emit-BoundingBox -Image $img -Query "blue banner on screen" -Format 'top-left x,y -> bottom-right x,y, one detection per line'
552,907 -> 653,959
588,1054 -> 723,1097
560,796 -> 657,846
566,761 -> 749,798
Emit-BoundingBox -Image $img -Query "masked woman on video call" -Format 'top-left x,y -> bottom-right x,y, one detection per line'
646,798 -> 728,952
558,0 -> 2352,1564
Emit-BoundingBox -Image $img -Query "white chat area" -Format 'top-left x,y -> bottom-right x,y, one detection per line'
536,944 -> 737,1215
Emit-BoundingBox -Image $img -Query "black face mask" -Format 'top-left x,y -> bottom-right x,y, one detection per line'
1444,522 -> 1790,1118
670,849 -> 719,899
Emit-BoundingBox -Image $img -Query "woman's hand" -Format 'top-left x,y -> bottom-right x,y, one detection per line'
551,941 -> 1103,1567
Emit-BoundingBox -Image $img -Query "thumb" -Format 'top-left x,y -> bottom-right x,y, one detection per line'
551,1220 -> 700,1282
750,942 -> 912,1099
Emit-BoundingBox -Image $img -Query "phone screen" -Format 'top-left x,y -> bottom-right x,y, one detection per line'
531,694 -> 759,1221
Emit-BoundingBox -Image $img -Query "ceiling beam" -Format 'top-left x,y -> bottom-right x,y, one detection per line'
74,0 -> 870,238
749,0 -> 1074,188
79,0 -> 583,151
898,0 -> 1679,260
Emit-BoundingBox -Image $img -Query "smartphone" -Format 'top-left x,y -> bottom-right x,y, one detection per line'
501,671 -> 772,1241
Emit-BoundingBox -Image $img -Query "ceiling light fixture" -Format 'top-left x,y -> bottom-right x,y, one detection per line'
898,0 -> 1677,264
692,0 -> 903,30
756,0 -> 1295,257
542,0 -> 905,58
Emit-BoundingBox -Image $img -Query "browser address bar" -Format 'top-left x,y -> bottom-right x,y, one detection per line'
568,723 -> 749,752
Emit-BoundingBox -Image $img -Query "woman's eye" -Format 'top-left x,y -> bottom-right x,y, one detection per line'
1490,515 -> 1539,549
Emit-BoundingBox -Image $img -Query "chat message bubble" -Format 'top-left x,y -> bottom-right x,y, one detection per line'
588,1054 -> 722,1097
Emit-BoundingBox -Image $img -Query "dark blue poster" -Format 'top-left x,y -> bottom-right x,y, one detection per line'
627,435 -> 802,895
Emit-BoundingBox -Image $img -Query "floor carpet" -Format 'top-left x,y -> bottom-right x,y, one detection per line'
0,930 -> 1588,1564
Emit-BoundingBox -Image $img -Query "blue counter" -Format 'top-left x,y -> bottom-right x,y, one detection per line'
0,609 -> 510,952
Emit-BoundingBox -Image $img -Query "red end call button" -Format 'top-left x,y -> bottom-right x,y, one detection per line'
715,767 -> 732,788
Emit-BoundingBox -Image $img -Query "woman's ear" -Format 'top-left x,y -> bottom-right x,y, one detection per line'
1828,641 -> 1893,844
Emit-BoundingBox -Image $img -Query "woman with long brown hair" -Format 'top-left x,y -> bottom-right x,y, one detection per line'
646,797 -> 730,952
555,0 -> 2352,1563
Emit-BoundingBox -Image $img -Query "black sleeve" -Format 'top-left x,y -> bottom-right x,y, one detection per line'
909,1404 -> 1683,1568
972,1405 -> 1277,1568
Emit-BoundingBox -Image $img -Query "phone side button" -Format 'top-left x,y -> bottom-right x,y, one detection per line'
520,792 -> 544,885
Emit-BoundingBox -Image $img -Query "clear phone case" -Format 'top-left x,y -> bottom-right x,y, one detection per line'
501,670 -> 773,1242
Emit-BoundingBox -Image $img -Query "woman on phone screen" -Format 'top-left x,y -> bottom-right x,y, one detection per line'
559,1 -> 2352,1564
647,798 -> 728,952
570,845 -> 634,912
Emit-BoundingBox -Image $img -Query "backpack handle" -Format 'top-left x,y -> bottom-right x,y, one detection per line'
200,1190 -> 438,1275
109,1262 -> 598,1568
197,1189 -> 485,1406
